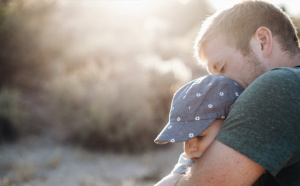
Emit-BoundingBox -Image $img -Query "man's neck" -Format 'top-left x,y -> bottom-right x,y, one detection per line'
290,53 -> 300,67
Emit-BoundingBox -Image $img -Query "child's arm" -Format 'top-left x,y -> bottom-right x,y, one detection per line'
154,172 -> 182,186
154,152 -> 194,186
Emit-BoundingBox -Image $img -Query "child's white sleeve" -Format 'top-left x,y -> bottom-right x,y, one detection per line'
154,152 -> 194,186
171,152 -> 194,174
154,172 -> 182,186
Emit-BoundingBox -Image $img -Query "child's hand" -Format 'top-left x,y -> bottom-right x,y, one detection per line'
171,152 -> 194,174
155,152 -> 194,186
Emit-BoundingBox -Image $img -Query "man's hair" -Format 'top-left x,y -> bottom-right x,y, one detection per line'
194,0 -> 299,61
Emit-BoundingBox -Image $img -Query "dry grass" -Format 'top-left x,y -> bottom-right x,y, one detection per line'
13,162 -> 39,183
0,137 -> 183,186
45,149 -> 62,170
44,58 -> 182,152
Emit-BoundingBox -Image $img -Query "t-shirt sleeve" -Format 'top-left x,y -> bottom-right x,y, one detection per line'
216,67 -> 300,176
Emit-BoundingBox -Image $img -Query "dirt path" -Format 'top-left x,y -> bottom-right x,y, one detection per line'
0,136 -> 183,186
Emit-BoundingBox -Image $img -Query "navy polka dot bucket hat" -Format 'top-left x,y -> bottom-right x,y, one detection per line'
154,75 -> 244,144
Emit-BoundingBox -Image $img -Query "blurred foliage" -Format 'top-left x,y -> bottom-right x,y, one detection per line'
279,5 -> 300,41
0,0 -> 299,152
0,1 -> 64,90
42,0 -> 211,152
46,59 -> 178,152
0,88 -> 31,141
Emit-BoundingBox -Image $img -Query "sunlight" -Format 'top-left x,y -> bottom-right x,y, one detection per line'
104,0 -> 158,16
115,0 -> 150,8
208,0 -> 300,16
179,0 -> 190,4
208,0 -> 241,10
1,0 -> 300,185
111,0 -> 151,10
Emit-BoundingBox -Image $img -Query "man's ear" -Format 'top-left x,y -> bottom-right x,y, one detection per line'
254,27 -> 273,58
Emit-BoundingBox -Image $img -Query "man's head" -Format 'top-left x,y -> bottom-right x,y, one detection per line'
195,0 -> 299,59
194,1 -> 300,88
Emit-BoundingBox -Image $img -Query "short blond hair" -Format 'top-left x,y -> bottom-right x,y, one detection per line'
194,0 -> 299,62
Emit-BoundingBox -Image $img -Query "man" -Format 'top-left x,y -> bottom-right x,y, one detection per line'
176,1 -> 300,185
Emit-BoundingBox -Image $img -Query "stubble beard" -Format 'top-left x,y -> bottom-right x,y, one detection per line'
244,51 -> 268,86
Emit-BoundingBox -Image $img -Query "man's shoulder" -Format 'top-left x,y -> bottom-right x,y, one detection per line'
269,66 -> 300,77
247,66 -> 300,92
219,66 -> 300,177
231,66 -> 300,115
263,66 -> 300,80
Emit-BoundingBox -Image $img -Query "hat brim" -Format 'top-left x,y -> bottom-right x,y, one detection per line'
154,119 -> 215,144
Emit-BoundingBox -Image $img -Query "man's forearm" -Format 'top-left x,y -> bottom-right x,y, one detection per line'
176,140 -> 265,186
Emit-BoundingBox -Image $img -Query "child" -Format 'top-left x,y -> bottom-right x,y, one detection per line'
154,75 -> 243,186
154,75 -> 278,186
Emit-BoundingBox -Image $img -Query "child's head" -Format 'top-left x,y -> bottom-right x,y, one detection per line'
184,119 -> 222,160
154,75 -> 243,158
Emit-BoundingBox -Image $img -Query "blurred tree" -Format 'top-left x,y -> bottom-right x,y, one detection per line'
157,0 -> 211,36
151,0 -> 211,78
0,116 -> 16,143
0,1 -> 61,90
279,5 -> 300,46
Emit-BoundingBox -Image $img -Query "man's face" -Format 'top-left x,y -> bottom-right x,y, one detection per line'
201,34 -> 267,88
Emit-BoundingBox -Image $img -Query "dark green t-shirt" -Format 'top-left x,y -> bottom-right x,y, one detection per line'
217,66 -> 300,186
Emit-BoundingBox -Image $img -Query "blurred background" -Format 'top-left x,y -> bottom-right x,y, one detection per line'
0,0 -> 299,185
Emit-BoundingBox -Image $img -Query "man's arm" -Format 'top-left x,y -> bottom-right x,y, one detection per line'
176,140 -> 265,186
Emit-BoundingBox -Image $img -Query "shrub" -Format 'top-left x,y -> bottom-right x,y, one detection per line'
0,88 -> 31,141
0,1 -> 62,90
46,57 -> 188,152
